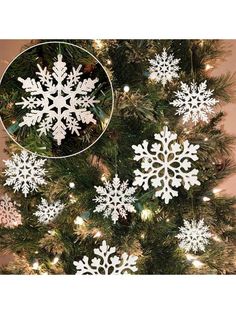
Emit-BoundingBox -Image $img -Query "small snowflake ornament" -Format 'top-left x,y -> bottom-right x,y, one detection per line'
93,174 -> 137,224
16,54 -> 99,145
176,219 -> 211,253
73,240 -> 138,275
0,194 -> 22,228
132,126 -> 200,204
148,48 -> 180,86
34,198 -> 65,224
170,81 -> 219,124
3,151 -> 47,197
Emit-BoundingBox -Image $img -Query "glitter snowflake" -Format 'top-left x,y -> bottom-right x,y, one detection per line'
170,81 -> 219,124
176,219 -> 211,253
16,54 -> 100,145
149,48 -> 180,86
0,194 -> 22,228
3,151 -> 47,197
93,174 -> 137,224
34,198 -> 65,224
73,240 -> 138,275
132,126 -> 200,204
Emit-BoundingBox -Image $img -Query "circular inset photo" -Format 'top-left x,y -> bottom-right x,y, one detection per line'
0,41 -> 114,158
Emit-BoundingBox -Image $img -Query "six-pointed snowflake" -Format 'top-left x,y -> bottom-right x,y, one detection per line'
73,240 -> 138,275
16,54 -> 100,145
170,81 -> 219,124
132,126 -> 200,204
0,194 -> 22,228
3,151 -> 47,197
149,48 -> 180,86
34,198 -> 65,224
93,174 -> 137,224
176,219 -> 211,253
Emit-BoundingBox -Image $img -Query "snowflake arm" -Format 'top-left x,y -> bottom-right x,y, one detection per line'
132,127 -> 200,204
93,174 -> 137,224
73,240 -> 138,275
0,194 -> 22,228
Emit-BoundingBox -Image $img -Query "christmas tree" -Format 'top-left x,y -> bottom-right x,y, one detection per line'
0,39 -> 235,274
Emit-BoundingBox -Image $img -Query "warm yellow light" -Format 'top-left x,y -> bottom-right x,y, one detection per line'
123,85 -> 130,93
213,188 -> 222,194
203,196 -> 210,202
94,39 -> 103,49
205,64 -> 214,71
141,208 -> 153,221
52,256 -> 59,265
107,59 -> 112,65
204,137 -> 208,141
32,261 -> 39,270
140,233 -> 145,239
192,260 -> 204,269
101,174 -> 107,182
213,234 -> 222,242
93,231 -> 102,238
74,216 -> 84,226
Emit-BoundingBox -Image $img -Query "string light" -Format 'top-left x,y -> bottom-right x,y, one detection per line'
94,39 -> 103,49
185,253 -> 204,269
213,188 -> 222,194
107,59 -> 112,65
69,182 -> 75,189
123,85 -> 130,93
140,233 -> 145,239
11,120 -> 16,124
51,256 -> 59,265
213,234 -> 222,242
101,174 -> 107,182
166,218 -> 170,222
203,196 -> 210,202
32,260 -> 39,270
204,137 -> 208,141
205,64 -> 214,71
35,251 -> 39,254
74,216 -> 85,226
199,40 -> 204,47
69,194 -> 77,204
48,230 -> 56,236
192,260 -> 204,269
93,230 -> 102,238
141,208 -> 153,221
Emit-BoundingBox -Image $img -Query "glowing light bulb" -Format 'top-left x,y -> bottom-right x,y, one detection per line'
204,137 -> 208,141
199,40 -> 204,47
69,182 -> 75,189
107,59 -> 112,65
74,216 -> 84,226
166,218 -> 170,222
205,64 -> 214,71
52,256 -> 59,265
32,261 -> 39,270
213,188 -> 221,194
192,260 -> 204,269
11,120 -> 16,124
203,196 -> 210,202
140,233 -> 145,239
48,230 -> 56,236
123,85 -> 130,93
141,208 -> 153,221
93,231 -> 102,238
101,174 -> 107,182
213,235 -> 222,242
35,251 -> 39,254
94,39 -> 103,49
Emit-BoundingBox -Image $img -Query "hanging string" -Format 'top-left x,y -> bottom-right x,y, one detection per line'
59,42 -> 62,55
114,146 -> 118,174
189,43 -> 195,81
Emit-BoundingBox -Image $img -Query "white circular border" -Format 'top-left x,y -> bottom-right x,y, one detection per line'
0,41 -> 114,159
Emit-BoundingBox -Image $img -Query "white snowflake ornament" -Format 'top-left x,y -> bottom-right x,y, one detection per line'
73,240 -> 138,275
0,194 -> 22,228
149,48 -> 180,86
34,198 -> 65,224
3,151 -> 47,197
16,54 -> 99,145
176,219 -> 211,253
170,81 -> 219,124
93,174 -> 137,224
132,126 -> 200,204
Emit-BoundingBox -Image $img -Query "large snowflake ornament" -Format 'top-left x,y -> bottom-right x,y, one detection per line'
16,54 -> 100,145
0,194 -> 22,228
170,81 -> 219,124
34,198 -> 65,224
93,174 -> 137,224
176,219 -> 211,253
3,151 -> 47,197
148,48 -> 180,86
73,240 -> 138,275
132,126 -> 200,204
